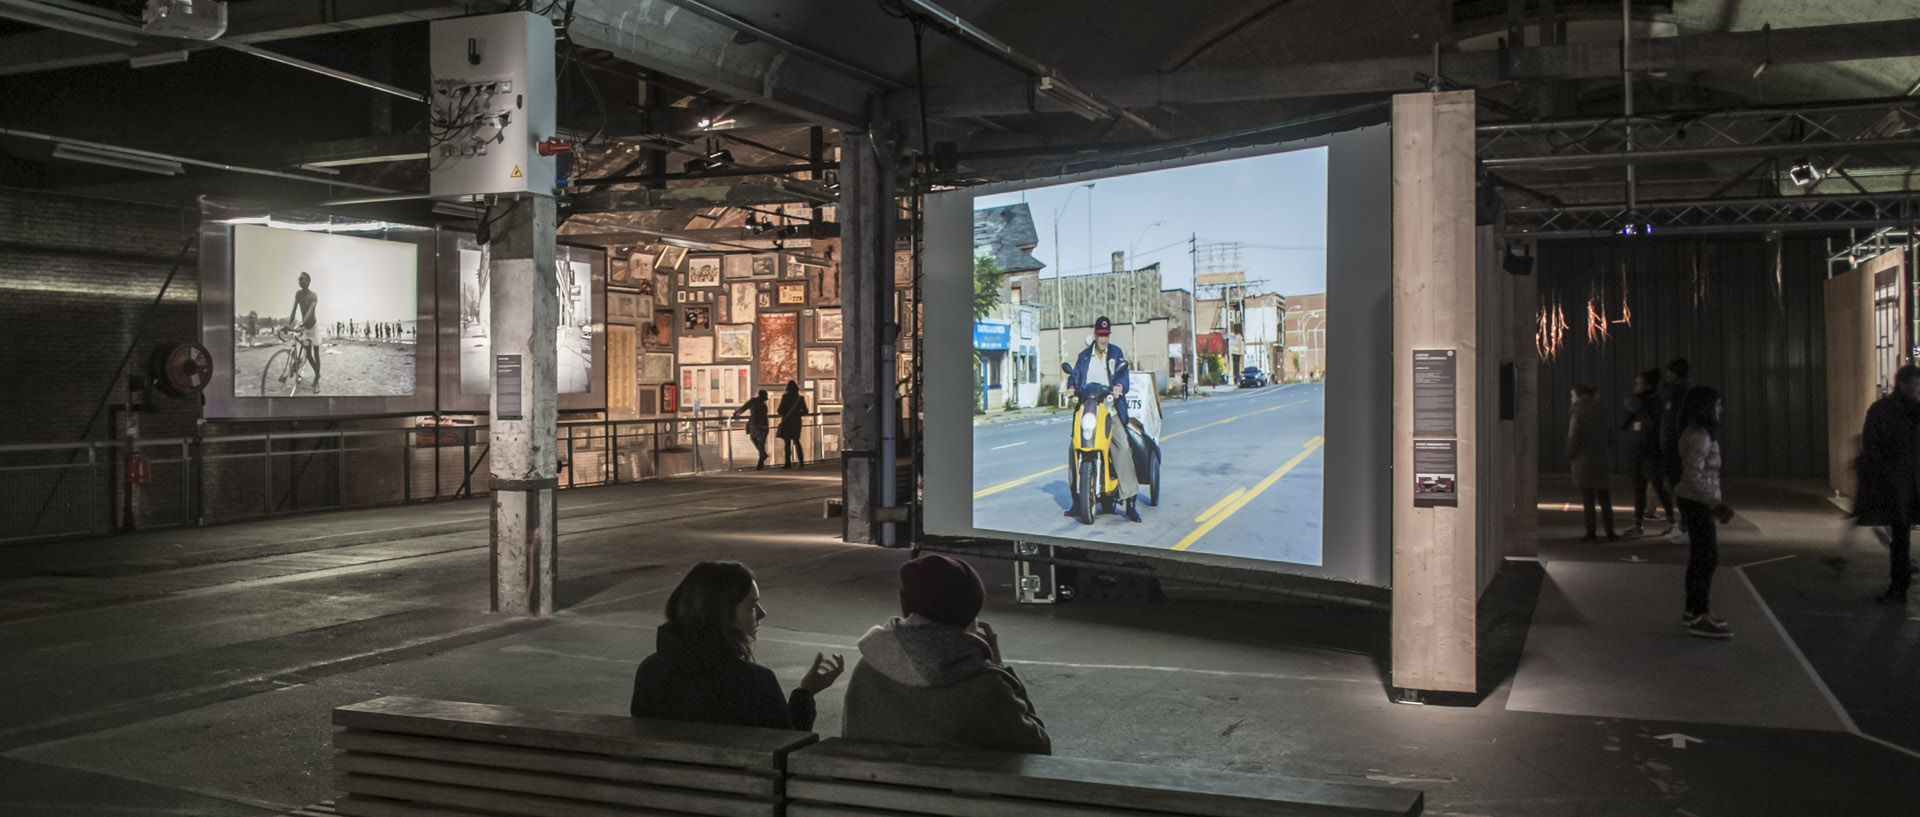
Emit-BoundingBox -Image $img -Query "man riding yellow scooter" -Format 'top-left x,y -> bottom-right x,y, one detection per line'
1064,317 -> 1142,523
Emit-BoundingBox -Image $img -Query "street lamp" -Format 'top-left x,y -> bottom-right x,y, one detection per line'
1051,183 -> 1094,403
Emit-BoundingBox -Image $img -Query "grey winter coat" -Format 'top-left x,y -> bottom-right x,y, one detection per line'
1567,394 -> 1612,489
842,615 -> 1051,755
1674,425 -> 1722,506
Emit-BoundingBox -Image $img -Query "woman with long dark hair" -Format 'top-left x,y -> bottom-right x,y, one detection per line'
630,562 -> 843,729
1673,386 -> 1736,638
776,380 -> 809,469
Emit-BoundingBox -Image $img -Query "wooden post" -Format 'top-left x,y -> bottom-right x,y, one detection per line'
1391,91 -> 1478,698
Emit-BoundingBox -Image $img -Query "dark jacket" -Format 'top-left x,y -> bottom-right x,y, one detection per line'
1566,394 -> 1611,489
1658,377 -> 1693,478
630,622 -> 815,731
842,616 -> 1051,755
1621,389 -> 1663,457
776,391 -> 808,440
1068,342 -> 1130,423
1854,393 -> 1920,527
733,396 -> 770,436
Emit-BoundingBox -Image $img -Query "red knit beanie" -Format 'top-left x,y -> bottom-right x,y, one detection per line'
898,554 -> 984,626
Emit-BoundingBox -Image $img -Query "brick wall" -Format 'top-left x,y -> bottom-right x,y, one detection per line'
0,186 -> 201,445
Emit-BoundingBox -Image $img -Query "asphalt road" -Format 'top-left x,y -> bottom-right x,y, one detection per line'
972,382 -> 1325,565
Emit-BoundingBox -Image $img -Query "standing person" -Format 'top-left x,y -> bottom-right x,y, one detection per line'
1853,364 -> 1920,604
285,271 -> 321,389
733,389 -> 771,470
1658,357 -> 1694,539
1622,368 -> 1676,535
630,562 -> 845,730
1673,386 -> 1736,638
1180,370 -> 1190,398
843,554 -> 1051,754
776,381 -> 808,469
1568,384 -> 1617,541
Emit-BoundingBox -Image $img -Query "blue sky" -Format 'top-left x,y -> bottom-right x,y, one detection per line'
974,146 -> 1328,298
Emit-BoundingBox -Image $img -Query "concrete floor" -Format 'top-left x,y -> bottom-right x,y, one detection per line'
1,471 -> 1915,816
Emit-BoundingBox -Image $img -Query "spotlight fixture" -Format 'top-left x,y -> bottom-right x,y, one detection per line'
1787,159 -> 1823,187
51,143 -> 184,176
682,147 -> 735,174
657,235 -> 713,251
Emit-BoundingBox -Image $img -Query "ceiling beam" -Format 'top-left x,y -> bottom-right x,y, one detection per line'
906,17 -> 1920,117
554,0 -> 878,132
0,0 -> 515,75
567,179 -> 838,215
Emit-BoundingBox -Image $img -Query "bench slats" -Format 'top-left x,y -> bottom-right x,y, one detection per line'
338,754 -> 774,817
788,739 -> 1422,817
335,794 -> 497,817
338,773 -> 718,817
788,804 -> 919,817
334,697 -> 812,773
789,777 -> 1200,817
335,731 -> 776,797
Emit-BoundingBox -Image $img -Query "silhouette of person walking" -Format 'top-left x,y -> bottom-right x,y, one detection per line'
733,390 -> 771,470
776,380 -> 808,469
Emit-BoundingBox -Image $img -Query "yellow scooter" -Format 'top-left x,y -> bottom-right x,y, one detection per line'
1061,363 -> 1161,524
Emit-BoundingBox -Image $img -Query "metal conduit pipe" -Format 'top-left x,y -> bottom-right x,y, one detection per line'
0,127 -> 397,193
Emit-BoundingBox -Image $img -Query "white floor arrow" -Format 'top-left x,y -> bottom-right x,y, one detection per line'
1654,732 -> 1703,749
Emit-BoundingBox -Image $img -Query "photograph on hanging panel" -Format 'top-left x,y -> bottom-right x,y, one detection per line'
968,146 -> 1329,566
231,224 -> 419,397
457,246 -> 596,394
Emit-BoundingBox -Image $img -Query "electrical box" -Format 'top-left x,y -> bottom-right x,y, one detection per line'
428,12 -> 556,199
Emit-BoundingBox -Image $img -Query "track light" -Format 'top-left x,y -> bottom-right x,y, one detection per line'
51,143 -> 184,176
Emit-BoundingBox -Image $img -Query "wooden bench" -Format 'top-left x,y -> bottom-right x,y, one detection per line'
786,738 -> 1423,817
331,696 -> 817,817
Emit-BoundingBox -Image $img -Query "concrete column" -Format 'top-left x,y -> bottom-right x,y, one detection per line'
839,126 -> 898,545
488,195 -> 559,615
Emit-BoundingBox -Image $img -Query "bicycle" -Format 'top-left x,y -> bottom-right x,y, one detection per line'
260,326 -> 315,396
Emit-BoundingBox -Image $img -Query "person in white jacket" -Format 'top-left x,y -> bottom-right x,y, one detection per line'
1673,386 -> 1736,639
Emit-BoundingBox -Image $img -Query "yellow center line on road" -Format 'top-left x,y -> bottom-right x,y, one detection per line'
1195,488 -> 1245,523
1171,435 -> 1324,552
972,398 -> 1318,500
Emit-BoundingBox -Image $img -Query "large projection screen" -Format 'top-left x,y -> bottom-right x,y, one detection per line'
923,125 -> 1392,588
201,201 -> 437,419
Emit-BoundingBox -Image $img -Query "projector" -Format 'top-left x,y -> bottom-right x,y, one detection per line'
143,0 -> 228,41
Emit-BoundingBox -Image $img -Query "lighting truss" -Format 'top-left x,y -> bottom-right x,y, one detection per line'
1505,192 -> 1920,238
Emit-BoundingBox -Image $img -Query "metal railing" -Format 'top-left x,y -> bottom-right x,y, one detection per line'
0,411 -> 841,545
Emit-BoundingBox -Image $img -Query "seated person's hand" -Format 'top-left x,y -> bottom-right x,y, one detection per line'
974,620 -> 1003,664
798,652 -> 845,693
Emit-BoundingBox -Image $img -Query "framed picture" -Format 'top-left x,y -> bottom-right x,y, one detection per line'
804,347 -> 838,379
894,249 -> 912,288
750,253 -> 779,280
662,381 -> 678,413
716,324 -> 753,360
656,245 -> 688,272
685,306 -> 713,331
638,385 -> 658,415
609,292 -> 638,321
804,261 -> 839,306
781,254 -> 805,279
757,312 -> 798,384
675,290 -> 687,304
688,256 -> 722,287
757,292 -> 772,308
676,272 -> 687,288
629,253 -> 653,282
645,310 -> 674,348
679,335 -> 714,365
609,255 -> 632,286
653,272 -> 669,297
814,308 -> 842,342
723,254 -> 753,280
729,281 -> 757,324
635,272 -> 655,299
641,352 -> 674,382
818,377 -> 838,404
778,282 -> 806,305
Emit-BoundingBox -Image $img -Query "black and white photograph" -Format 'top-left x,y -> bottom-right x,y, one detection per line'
781,254 -> 805,278
231,224 -> 417,397
814,308 -> 843,342
723,253 -> 752,280
804,347 -> 837,380
750,253 -> 778,279
687,256 -> 721,287
729,281 -> 757,324
683,305 -> 712,331
458,248 -> 595,394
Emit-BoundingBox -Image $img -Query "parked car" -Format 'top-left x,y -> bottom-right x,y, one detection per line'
1238,367 -> 1268,388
